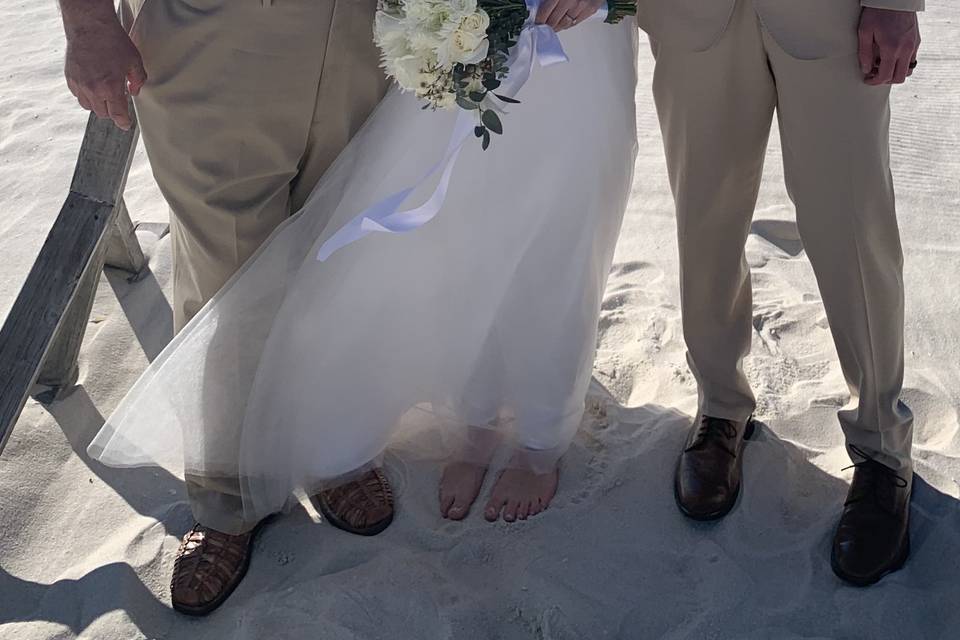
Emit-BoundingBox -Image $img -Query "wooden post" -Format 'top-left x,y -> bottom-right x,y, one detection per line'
103,198 -> 146,276
0,105 -> 140,454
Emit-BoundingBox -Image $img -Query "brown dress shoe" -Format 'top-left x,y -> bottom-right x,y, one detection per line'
315,468 -> 395,536
831,449 -> 911,586
171,522 -> 263,616
675,415 -> 755,521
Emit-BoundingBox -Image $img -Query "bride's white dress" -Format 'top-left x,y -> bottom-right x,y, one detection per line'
89,19 -> 639,523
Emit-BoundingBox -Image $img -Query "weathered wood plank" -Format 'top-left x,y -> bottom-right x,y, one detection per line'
34,236 -> 110,400
103,198 -> 146,275
71,115 -> 139,205
0,107 -> 139,454
0,194 -> 115,450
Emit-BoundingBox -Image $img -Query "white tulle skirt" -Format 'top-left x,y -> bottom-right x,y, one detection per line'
89,20 -> 639,524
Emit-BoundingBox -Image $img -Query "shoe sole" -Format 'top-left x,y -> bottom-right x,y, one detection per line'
675,417 -> 756,522
172,517 -> 272,617
830,530 -> 911,587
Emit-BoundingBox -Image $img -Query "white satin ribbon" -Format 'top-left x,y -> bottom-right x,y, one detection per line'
316,0 -> 604,262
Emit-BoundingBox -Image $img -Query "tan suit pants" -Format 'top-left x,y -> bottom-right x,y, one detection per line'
128,0 -> 389,532
650,0 -> 913,470
131,0 -> 388,331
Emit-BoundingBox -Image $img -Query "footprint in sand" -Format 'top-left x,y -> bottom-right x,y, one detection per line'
902,386 -> 960,452
750,219 -> 805,258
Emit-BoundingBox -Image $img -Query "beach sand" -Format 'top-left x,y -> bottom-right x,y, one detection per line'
1,2 -> 958,638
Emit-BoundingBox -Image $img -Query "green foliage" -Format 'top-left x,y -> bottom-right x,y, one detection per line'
448,0 -> 528,149
444,0 -> 637,148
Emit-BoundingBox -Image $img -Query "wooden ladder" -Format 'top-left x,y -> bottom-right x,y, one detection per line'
0,102 -> 148,455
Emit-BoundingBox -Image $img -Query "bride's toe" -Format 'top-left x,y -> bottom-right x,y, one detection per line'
484,494 -> 505,522
439,492 -> 456,518
516,501 -> 530,521
446,495 -> 473,520
503,498 -> 521,523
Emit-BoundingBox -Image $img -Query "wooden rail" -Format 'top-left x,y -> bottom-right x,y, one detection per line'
0,105 -> 144,455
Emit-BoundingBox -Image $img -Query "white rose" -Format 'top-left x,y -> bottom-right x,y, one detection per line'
459,9 -> 490,36
446,29 -> 489,66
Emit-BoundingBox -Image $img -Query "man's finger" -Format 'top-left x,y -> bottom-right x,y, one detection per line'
67,78 -> 92,111
536,0 -> 561,23
907,40 -> 921,76
66,77 -> 81,99
858,27 -> 875,75
127,58 -> 147,96
868,47 -> 896,85
106,95 -> 132,130
84,89 -> 109,117
892,47 -> 912,84
75,90 -> 93,112
891,58 -> 908,84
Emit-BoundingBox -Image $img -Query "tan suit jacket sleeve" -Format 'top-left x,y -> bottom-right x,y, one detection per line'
861,0 -> 925,11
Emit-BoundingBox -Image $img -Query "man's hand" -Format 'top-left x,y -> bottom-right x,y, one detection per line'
858,8 -> 921,86
60,1 -> 147,130
536,0 -> 605,32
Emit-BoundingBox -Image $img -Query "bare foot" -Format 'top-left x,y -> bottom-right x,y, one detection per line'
483,462 -> 559,523
439,426 -> 500,520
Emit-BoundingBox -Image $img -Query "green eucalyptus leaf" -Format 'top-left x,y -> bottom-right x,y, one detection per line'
481,109 -> 503,135
456,96 -> 478,111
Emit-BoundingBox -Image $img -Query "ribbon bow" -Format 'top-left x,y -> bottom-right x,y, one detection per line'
315,0 -> 598,262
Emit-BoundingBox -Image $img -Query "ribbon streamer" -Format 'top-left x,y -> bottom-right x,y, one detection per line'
316,0 -> 604,262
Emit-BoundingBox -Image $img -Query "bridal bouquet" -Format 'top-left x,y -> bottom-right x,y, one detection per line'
374,0 -> 635,149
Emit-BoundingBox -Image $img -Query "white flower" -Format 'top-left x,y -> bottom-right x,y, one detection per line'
392,54 -> 429,90
374,11 -> 405,43
447,0 -> 478,19
434,91 -> 458,109
374,12 -> 411,59
459,9 -> 490,36
404,0 -> 453,32
445,28 -> 489,66
409,30 -> 444,57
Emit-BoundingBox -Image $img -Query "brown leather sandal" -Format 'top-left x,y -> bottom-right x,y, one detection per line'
314,468 -> 395,536
170,521 -> 265,616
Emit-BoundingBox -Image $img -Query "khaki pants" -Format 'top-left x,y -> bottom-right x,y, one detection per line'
129,0 -> 389,532
650,0 -> 913,471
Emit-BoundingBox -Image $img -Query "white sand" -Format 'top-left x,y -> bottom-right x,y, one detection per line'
2,3 -> 959,639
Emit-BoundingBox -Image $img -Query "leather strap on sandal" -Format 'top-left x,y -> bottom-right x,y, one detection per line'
171,523 -> 258,616
316,468 -> 395,536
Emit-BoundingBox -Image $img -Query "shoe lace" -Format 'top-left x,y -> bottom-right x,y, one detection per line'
842,445 -> 909,516
688,416 -> 739,457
